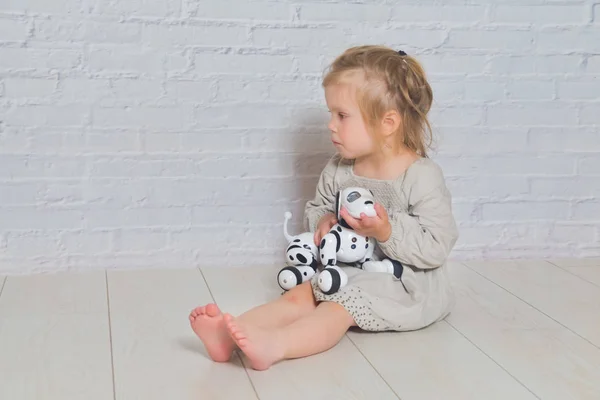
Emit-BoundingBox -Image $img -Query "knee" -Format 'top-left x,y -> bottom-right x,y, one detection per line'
282,281 -> 317,309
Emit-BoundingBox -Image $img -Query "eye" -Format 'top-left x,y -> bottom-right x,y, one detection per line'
338,113 -> 346,119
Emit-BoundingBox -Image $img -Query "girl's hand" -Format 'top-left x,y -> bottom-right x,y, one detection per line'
314,212 -> 338,246
339,203 -> 392,242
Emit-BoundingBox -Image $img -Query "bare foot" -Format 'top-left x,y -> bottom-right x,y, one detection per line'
189,303 -> 235,362
224,313 -> 284,371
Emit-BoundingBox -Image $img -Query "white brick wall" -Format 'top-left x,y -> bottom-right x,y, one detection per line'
1,0 -> 599,273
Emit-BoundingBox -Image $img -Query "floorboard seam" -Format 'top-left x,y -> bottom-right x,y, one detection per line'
198,267 -> 262,400
460,261 -> 600,351
105,270 -> 117,400
545,260 -> 600,288
0,276 -> 6,299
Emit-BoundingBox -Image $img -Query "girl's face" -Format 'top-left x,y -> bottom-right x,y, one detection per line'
324,82 -> 376,160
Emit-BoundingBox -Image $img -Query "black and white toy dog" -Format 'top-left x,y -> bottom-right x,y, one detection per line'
316,187 -> 377,295
277,211 -> 319,291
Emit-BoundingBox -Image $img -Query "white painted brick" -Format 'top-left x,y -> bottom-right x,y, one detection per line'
491,5 -> 585,24
481,201 -> 570,221
537,29 -> 600,52
456,224 -> 534,247
85,208 -> 190,229
429,80 -> 464,103
5,233 -> 62,257
216,79 -> 270,102
541,224 -> 597,244
360,27 -> 447,51
63,251 -> 194,269
594,3 -> 600,24
179,131 -> 245,153
530,177 -> 600,197
252,27 -> 347,52
463,80 -> 505,102
82,179 -> 153,208
86,130 -> 140,153
587,55 -> 600,72
93,0 -> 180,18
447,30 -> 534,50
113,230 -> 167,252
528,128 -> 600,152
557,77 -> 600,100
60,231 -> 111,254
428,107 -> 484,126
191,202 -> 305,226
436,128 -> 529,155
0,0 -> 82,14
0,155 -> 87,178
164,80 -> 212,102
0,182 -> 45,205
87,45 -> 163,74
390,5 -> 485,23
194,105 -> 290,128
269,78 -> 322,102
110,78 -> 164,100
92,106 -> 192,130
0,47 -> 81,70
4,77 -> 57,98
300,3 -> 390,22
419,54 -> 488,75
580,106 -> 600,124
194,53 -> 293,74
0,128 -> 31,153
447,177 -> 529,198
507,79 -> 555,100
0,18 -> 30,41
578,156 -> 600,175
90,157 -> 194,178
450,202 -> 479,222
44,182 -> 84,204
486,104 -> 577,126
142,24 -> 248,48
242,131 -> 332,153
34,19 -> 141,43
193,1 -> 292,20
0,208 -> 83,230
58,78 -> 111,101
5,105 -> 89,127
572,202 -> 600,220
436,155 -> 576,176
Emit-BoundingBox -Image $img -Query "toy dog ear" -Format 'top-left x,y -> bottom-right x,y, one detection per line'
335,190 -> 341,218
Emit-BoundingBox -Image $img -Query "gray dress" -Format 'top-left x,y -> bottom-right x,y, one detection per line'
304,153 -> 459,332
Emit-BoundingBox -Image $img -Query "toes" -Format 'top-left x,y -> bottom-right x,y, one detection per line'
223,313 -> 234,323
206,303 -> 221,317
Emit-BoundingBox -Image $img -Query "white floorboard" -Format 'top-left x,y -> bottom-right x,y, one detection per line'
464,260 -> 600,348
201,266 -> 399,400
447,262 -> 600,400
0,272 -> 113,400
562,267 -> 600,287
348,321 -> 537,400
107,269 -> 258,400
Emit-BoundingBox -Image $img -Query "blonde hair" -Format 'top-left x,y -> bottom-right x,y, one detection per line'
322,45 -> 434,157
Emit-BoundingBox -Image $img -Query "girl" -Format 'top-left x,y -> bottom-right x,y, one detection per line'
189,45 -> 459,371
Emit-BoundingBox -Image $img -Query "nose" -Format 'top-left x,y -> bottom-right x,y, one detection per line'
328,117 -> 336,133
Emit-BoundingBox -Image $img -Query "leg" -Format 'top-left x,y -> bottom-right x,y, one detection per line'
224,301 -> 356,371
189,281 -> 317,362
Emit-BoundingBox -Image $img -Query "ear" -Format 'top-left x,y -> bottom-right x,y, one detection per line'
335,190 -> 342,218
380,110 -> 401,138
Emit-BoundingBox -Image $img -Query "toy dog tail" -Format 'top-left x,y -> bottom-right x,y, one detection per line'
283,211 -> 293,242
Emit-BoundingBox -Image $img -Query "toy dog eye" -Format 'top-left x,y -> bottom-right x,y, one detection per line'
293,239 -> 300,242
303,245 -> 310,249
364,201 -> 373,205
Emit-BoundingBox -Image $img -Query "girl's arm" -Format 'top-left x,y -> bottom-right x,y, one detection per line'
378,176 -> 459,270
303,154 -> 340,232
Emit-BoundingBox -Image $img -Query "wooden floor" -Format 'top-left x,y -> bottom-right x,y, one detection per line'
1,259 -> 599,400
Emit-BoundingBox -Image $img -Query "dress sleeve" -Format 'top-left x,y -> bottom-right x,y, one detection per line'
303,154 -> 340,232
377,166 -> 459,270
